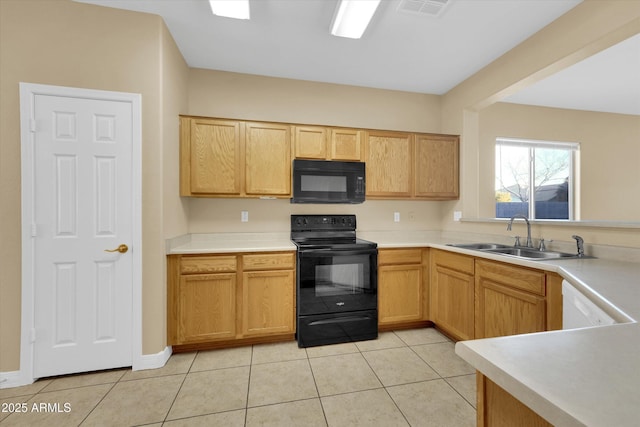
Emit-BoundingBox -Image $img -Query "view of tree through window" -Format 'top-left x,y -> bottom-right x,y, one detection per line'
495,138 -> 578,220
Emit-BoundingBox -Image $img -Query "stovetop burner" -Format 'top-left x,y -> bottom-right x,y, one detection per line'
290,215 -> 376,250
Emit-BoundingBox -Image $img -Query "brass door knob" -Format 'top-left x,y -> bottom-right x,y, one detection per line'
105,244 -> 129,254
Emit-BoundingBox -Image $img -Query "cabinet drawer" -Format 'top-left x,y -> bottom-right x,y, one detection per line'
379,248 -> 423,265
180,256 -> 237,274
476,259 -> 545,296
432,249 -> 474,275
242,252 -> 295,271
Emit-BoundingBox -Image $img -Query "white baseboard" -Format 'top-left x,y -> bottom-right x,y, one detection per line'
1,347 -> 172,389
132,346 -> 172,371
0,370 -> 33,389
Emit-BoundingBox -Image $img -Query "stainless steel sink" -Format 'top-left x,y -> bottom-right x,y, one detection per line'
447,243 -> 511,250
447,243 -> 589,261
484,247 -> 582,260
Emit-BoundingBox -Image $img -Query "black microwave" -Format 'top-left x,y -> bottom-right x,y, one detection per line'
291,159 -> 365,204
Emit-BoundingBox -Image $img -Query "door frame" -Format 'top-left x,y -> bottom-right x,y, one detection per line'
18,82 -> 143,385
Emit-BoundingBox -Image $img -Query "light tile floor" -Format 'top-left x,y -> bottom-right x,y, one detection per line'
0,328 -> 477,427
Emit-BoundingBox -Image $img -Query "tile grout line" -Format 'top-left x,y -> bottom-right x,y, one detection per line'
371,331 -> 414,427
242,344 -> 255,426
76,380 -> 120,426
302,345 -> 331,427
161,350 -> 198,425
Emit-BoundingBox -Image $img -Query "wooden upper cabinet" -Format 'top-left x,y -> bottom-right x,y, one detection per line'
293,126 -> 362,161
180,117 -> 292,198
181,117 -> 243,196
414,134 -> 459,199
365,130 -> 413,198
293,126 -> 327,159
330,128 -> 362,161
179,115 -> 459,200
245,122 -> 291,196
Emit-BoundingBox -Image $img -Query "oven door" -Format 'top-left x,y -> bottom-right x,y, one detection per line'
297,247 -> 377,316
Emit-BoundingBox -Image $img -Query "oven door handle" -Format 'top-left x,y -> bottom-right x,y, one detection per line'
298,248 -> 377,257
308,315 -> 374,326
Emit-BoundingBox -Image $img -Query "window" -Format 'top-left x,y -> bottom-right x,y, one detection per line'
495,137 -> 579,220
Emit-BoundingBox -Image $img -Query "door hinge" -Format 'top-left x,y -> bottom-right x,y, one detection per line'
30,328 -> 36,343
29,119 -> 37,133
31,223 -> 37,237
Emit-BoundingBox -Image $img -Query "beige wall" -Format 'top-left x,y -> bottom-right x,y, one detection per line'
187,199 -> 444,234
478,103 -> 640,221
188,69 -> 442,133
156,22 -> 190,354
440,0 -> 640,249
0,0 -> 189,372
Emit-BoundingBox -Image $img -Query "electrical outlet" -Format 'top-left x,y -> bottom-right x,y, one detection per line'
453,211 -> 462,221
241,211 -> 249,222
394,212 -> 400,222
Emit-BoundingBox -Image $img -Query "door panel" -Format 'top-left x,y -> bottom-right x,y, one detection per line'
33,94 -> 133,377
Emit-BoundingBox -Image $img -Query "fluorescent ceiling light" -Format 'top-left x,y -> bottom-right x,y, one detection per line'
209,0 -> 250,20
331,0 -> 381,39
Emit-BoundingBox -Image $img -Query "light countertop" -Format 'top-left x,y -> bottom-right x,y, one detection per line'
456,324 -> 640,427
166,230 -> 640,426
166,232 -> 295,254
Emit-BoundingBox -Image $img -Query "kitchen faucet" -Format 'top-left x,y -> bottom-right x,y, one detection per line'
507,214 -> 533,248
572,235 -> 585,257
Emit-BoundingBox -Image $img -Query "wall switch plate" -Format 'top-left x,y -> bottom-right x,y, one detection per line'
394,212 -> 400,222
241,211 -> 249,222
453,211 -> 462,221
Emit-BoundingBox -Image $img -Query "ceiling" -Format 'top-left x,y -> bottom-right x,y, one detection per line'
76,0 -> 639,115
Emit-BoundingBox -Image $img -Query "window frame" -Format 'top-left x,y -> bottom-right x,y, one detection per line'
495,137 -> 579,221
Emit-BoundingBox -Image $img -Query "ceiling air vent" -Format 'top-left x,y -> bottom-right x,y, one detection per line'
397,0 -> 452,17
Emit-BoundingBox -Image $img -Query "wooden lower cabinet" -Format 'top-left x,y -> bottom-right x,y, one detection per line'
378,248 -> 429,328
475,259 -> 562,339
242,270 -> 295,337
430,249 -> 475,341
167,252 -> 295,347
477,373 -> 552,427
178,273 -> 236,343
475,260 -> 546,339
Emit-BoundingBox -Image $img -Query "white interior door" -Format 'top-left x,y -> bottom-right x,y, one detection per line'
31,93 -> 134,378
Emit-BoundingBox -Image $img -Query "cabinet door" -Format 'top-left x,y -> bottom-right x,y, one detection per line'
242,270 -> 295,337
379,264 -> 423,325
178,273 -> 236,343
476,279 -> 546,339
365,131 -> 413,197
183,118 -> 243,196
293,125 -> 327,159
431,264 -> 475,340
330,128 -> 362,161
414,134 -> 459,199
245,122 -> 291,196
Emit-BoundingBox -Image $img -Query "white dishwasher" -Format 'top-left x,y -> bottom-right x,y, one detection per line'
562,280 -> 616,329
